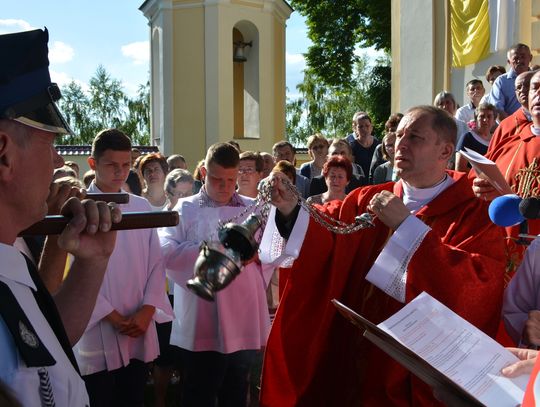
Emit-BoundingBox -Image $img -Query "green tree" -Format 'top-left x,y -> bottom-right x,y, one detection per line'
56,80 -> 95,144
291,0 -> 391,87
124,80 -> 151,145
286,55 -> 391,144
58,66 -> 150,145
88,65 -> 126,129
286,1 -> 392,145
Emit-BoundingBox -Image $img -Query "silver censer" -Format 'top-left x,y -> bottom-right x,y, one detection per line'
187,177 -> 375,301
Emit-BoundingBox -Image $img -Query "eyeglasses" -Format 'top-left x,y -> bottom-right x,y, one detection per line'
238,167 -> 256,175
172,191 -> 192,198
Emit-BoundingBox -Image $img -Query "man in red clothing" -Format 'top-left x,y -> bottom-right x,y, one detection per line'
259,105 -> 506,406
485,70 -> 535,153
474,70 -> 539,200
473,70 -> 540,272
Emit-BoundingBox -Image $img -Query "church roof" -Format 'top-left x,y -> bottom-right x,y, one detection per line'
56,145 -> 159,156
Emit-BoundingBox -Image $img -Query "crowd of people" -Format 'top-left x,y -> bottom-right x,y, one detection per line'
3,27 -> 540,407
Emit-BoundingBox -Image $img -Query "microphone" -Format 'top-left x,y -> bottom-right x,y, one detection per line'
488,194 -> 525,227
519,197 -> 540,219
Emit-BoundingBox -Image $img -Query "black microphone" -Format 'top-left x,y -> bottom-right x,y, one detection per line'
519,197 -> 540,219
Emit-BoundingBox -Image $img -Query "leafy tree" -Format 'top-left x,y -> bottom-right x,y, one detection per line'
362,62 -> 391,136
124,81 -> 150,145
57,66 -> 150,145
286,55 -> 391,145
88,65 -> 125,129
291,0 -> 391,87
56,81 -> 96,144
286,1 -> 392,145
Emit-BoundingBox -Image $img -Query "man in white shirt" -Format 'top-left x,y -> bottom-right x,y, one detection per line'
455,79 -> 485,124
73,129 -> 173,407
0,28 -> 122,407
487,43 -> 532,120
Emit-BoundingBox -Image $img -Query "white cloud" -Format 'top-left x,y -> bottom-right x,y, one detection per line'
0,19 -> 34,34
123,81 -> 141,98
0,21 -> 74,64
122,41 -> 149,65
354,46 -> 387,65
286,91 -> 302,100
286,52 -> 306,95
50,70 -> 88,92
49,41 -> 74,64
286,52 -> 305,66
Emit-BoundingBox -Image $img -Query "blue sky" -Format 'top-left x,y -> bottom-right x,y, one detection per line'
1,1 -> 311,98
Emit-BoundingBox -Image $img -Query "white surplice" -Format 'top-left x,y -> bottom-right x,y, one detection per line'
73,183 -> 173,375
159,191 -> 273,353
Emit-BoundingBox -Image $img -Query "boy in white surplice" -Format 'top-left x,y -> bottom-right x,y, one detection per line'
73,129 -> 173,407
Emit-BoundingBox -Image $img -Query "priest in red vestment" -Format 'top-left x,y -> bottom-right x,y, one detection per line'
473,70 -> 540,274
258,106 -> 507,406
485,70 -> 534,155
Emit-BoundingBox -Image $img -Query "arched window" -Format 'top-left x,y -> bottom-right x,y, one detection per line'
233,22 -> 260,139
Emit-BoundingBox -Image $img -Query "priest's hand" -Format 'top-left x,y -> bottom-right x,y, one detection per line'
472,177 -> 500,201
368,190 -> 410,230
522,311 -> 540,347
501,347 -> 538,377
269,171 -> 298,217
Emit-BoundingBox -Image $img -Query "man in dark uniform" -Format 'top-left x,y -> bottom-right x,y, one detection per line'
0,28 -> 121,406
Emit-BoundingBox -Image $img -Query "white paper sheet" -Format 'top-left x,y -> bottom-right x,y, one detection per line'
378,292 -> 528,406
460,148 -> 513,195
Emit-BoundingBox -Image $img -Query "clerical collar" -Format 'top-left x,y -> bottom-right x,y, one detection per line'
199,186 -> 245,208
401,174 -> 454,214
531,125 -> 540,136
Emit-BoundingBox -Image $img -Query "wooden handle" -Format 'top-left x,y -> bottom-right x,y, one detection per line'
19,211 -> 179,236
85,193 -> 130,204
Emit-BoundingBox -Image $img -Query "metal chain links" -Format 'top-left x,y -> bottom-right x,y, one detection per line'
219,177 -> 374,237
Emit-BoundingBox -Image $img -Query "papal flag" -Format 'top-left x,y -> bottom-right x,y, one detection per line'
451,0 -> 516,67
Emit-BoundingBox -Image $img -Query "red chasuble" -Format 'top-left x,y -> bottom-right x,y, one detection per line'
486,107 -> 530,157
487,123 -> 540,198
485,123 -> 540,274
259,171 -> 506,407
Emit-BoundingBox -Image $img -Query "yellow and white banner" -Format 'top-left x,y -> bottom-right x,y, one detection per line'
451,0 -> 516,68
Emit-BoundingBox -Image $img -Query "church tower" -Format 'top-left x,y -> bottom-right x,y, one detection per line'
140,0 -> 293,167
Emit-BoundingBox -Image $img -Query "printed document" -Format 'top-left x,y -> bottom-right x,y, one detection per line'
378,292 -> 528,406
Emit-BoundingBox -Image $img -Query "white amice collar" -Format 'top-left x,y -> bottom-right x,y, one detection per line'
402,174 -> 455,214
531,126 -> 540,136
